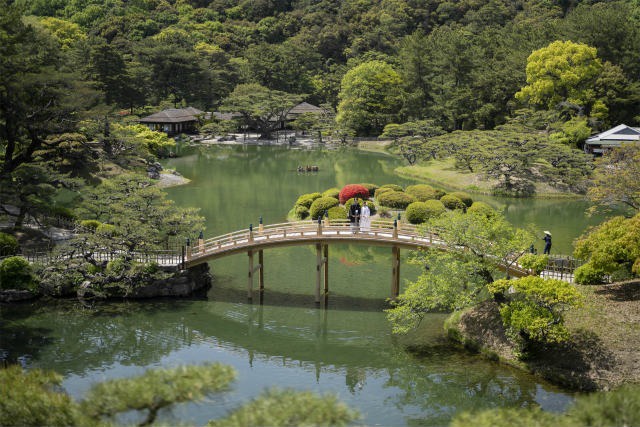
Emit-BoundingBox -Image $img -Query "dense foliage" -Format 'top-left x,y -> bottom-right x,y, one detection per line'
0,256 -> 35,291
387,210 -> 533,333
573,212 -> 640,284
488,276 -> 582,348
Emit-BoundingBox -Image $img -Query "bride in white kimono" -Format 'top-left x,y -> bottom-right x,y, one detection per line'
360,201 -> 371,232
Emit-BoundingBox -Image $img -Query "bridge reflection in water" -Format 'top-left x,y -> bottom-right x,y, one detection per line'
184,219 -> 531,302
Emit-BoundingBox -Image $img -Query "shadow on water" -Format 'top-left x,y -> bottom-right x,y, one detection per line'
210,283 -> 390,312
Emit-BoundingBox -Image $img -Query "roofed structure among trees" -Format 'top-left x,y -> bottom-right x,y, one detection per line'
139,107 -> 206,135
585,124 -> 640,155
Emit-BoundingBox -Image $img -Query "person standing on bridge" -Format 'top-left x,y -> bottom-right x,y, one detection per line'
360,200 -> 371,232
543,231 -> 552,254
349,199 -> 360,233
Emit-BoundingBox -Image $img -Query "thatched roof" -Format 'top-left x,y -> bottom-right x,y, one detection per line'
288,102 -> 325,116
140,107 -> 204,124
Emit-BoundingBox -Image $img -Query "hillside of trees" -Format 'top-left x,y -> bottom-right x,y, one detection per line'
5,0 -> 639,137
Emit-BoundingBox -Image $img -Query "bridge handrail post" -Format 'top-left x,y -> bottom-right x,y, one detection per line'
249,224 -> 254,242
393,219 -> 398,239
197,230 -> 204,255
259,216 -> 264,233
185,237 -> 191,261
317,216 -> 322,236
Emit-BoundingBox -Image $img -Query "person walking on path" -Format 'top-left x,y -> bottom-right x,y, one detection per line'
543,231 -> 552,254
349,199 -> 360,233
360,201 -> 371,232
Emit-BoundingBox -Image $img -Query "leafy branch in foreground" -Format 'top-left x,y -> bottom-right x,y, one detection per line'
1,363 -> 359,427
83,363 -> 236,426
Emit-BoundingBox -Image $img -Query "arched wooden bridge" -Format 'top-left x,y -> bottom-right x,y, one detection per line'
183,219 -> 531,302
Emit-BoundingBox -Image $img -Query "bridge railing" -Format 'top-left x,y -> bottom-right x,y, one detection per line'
187,219 -> 439,260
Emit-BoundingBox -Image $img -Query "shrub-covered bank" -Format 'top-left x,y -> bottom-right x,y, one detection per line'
446,281 -> 640,392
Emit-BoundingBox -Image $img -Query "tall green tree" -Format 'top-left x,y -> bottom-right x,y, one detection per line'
0,1 -> 97,226
515,40 -> 604,118
336,60 -> 403,136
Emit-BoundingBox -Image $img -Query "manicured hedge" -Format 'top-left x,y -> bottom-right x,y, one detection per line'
0,256 -> 35,291
448,191 -> 473,207
405,184 -> 445,201
374,186 -> 395,199
379,184 -> 403,192
295,205 -> 309,220
376,191 -> 416,209
440,194 -> 466,211
327,206 -> 347,220
358,183 -> 379,198
0,232 -> 19,256
338,184 -> 369,205
322,188 -> 340,199
467,201 -> 496,218
309,197 -> 340,219
80,220 -> 102,230
295,192 -> 322,209
405,200 -> 446,224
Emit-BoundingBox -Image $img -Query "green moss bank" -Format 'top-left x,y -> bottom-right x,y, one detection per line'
445,281 -> 640,391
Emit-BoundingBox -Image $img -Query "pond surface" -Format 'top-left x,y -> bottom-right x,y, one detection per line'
1,144 -> 609,426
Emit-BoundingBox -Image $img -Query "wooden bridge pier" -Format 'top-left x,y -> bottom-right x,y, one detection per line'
391,246 -> 400,299
315,243 -> 329,303
247,249 -> 264,300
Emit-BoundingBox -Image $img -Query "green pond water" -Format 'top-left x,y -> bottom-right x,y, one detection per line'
1,144 -> 611,426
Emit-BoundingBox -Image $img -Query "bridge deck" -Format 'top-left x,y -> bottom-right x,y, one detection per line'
185,219 -> 530,277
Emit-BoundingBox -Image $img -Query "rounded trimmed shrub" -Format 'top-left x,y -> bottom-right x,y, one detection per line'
405,184 -> 444,202
0,256 -> 35,291
338,184 -> 369,205
440,194 -> 466,211
358,183 -> 379,198
294,205 -> 309,220
467,201 -> 496,218
322,188 -> 340,199
79,219 -> 102,231
424,199 -> 446,219
374,186 -> 395,199
574,263 -> 606,285
295,192 -> 322,209
0,232 -> 19,256
96,223 -> 117,236
448,191 -> 473,207
376,191 -> 416,209
405,202 -> 430,224
380,184 -> 403,192
405,200 -> 446,223
309,197 -> 340,219
327,206 -> 347,221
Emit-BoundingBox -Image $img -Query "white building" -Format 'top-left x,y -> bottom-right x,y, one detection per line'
584,124 -> 640,155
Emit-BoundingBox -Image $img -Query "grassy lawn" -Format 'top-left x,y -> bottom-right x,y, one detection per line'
396,159 -> 497,193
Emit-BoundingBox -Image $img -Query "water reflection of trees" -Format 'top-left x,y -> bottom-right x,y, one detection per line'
2,298 -> 565,425
383,347 -> 541,426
